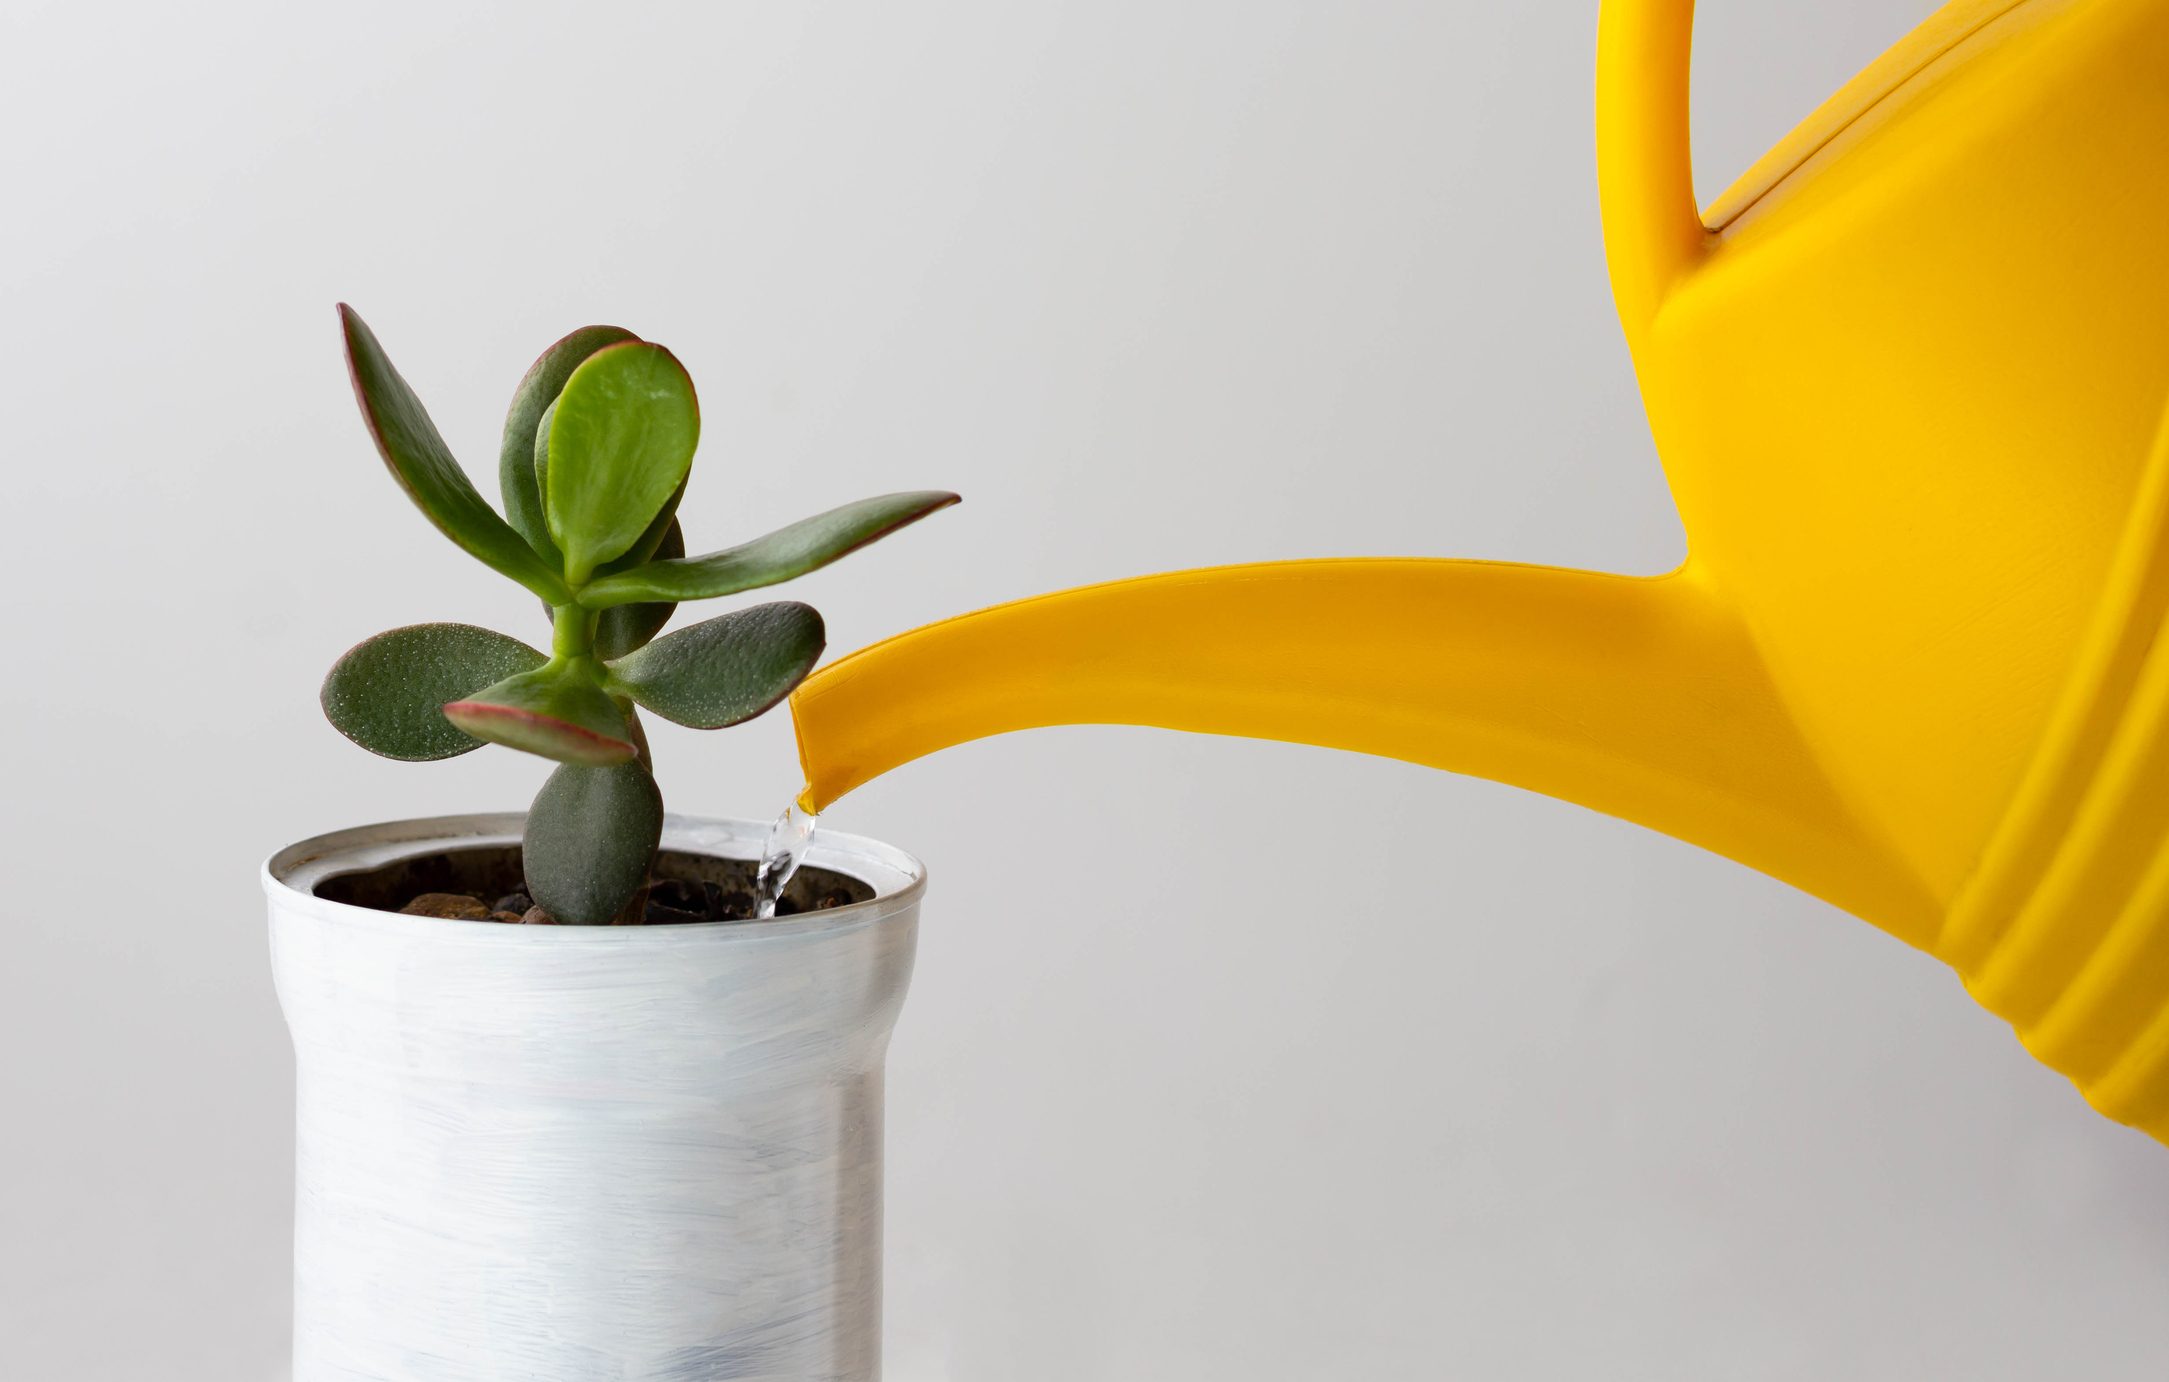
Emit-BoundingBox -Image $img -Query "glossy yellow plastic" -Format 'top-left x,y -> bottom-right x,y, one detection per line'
791,0 -> 2169,1141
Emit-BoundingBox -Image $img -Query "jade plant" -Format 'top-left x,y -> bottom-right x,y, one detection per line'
320,305 -> 957,923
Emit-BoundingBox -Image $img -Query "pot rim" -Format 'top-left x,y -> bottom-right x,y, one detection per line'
262,811 -> 925,944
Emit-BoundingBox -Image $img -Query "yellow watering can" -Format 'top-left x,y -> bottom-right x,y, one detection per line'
792,0 -> 2169,1141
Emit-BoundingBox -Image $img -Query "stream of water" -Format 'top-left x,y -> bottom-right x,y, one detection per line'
753,802 -> 818,919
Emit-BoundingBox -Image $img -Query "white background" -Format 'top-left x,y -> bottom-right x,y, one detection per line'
5,2 -> 2167,1377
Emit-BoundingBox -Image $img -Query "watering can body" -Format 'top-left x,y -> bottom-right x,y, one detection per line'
792,0 -> 2169,1140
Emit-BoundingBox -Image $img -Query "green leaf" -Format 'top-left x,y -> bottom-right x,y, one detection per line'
321,623 -> 546,761
442,662 -> 636,766
499,325 -> 639,566
337,305 -> 570,603
577,491 -> 960,610
595,516 -> 684,660
606,601 -> 824,729
544,341 -> 700,582
535,396 -> 690,580
523,760 -> 663,924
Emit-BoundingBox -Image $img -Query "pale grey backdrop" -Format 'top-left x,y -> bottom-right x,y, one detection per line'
4,2 -> 2166,1378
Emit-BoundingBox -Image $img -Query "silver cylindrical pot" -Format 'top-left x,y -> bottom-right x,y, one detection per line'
264,813 -> 923,1382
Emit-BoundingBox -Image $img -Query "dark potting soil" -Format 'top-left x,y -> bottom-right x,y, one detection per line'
315,844 -> 873,925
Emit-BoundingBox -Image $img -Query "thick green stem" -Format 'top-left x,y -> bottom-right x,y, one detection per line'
552,603 -> 601,662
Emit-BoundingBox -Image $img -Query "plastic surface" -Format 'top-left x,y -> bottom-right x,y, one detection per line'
791,0 -> 2169,1142
265,814 -> 923,1382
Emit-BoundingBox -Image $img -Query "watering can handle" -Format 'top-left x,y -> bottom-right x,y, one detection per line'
1596,0 -> 1707,346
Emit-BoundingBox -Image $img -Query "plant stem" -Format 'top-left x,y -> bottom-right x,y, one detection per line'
551,603 -> 600,662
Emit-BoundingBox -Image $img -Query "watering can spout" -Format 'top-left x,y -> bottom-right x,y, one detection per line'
790,558 -> 1939,937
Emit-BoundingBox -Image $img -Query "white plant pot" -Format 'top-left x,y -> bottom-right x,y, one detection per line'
264,813 -> 924,1382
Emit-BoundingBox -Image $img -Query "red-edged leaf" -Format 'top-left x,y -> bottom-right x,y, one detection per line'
337,305 -> 569,602
606,602 -> 824,729
442,664 -> 635,767
577,491 -> 959,610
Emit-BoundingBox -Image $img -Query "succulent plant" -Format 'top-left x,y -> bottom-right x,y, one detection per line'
320,306 -> 957,923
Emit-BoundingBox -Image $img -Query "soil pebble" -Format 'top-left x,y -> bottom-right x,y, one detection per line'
492,892 -> 534,915
399,892 -> 492,920
520,906 -> 559,925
